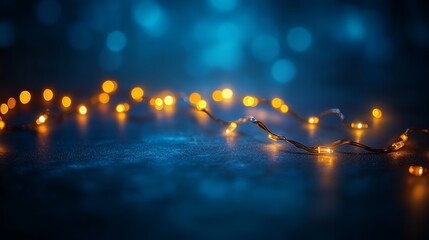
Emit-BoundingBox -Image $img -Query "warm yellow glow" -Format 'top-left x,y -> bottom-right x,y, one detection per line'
197,100 -> 207,110
351,122 -> 368,129
225,122 -> 237,135
221,88 -> 233,100
102,80 -> 117,93
0,120 -> 5,130
131,87 -> 144,101
308,117 -> 319,124
372,108 -> 382,119
271,98 -> 283,109
268,134 -> 278,141
242,96 -> 255,107
61,96 -> 72,108
36,115 -> 47,125
124,103 -> 130,111
164,96 -> 174,106
78,105 -> 87,115
98,93 -> 110,104
189,92 -> 201,104
409,166 -> 427,177
317,146 -> 333,154
43,89 -> 54,101
0,104 -> 8,115
149,98 -> 155,106
391,141 -> 405,150
155,98 -> 163,107
116,104 -> 125,113
212,90 -> 223,102
280,104 -> 289,113
19,90 -> 31,104
400,134 -> 408,142
7,97 -> 16,109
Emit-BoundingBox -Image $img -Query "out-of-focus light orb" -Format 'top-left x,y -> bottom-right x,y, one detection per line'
409,165 -> 427,177
38,115 -> 47,124
61,96 -> 72,108
0,120 -> 5,130
0,104 -> 8,115
209,0 -> 239,12
43,88 -> 54,101
280,104 -> 289,113
155,98 -> 163,107
351,122 -> 368,129
251,34 -> 280,62
287,27 -> 312,52
242,96 -> 256,107
197,100 -> 207,110
372,108 -> 382,119
133,1 -> 167,37
116,104 -> 125,113
98,93 -> 110,104
102,80 -> 117,93
189,92 -> 201,104
271,98 -> 283,109
308,117 -> 319,124
203,42 -> 242,70
67,22 -> 93,50
164,96 -> 174,106
99,49 -> 122,71
7,98 -> 16,109
271,59 -> 296,83
221,88 -> 233,100
0,21 -> 15,48
106,31 -> 127,52
131,87 -> 144,101
345,15 -> 365,41
35,0 -> 62,25
78,105 -> 88,115
19,91 -> 31,104
212,90 -> 223,102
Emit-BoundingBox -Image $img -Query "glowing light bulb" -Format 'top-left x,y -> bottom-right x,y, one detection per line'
372,108 -> 382,119
116,104 -> 125,113
164,96 -> 174,106
131,87 -> 144,101
78,105 -> 87,115
225,122 -> 237,135
280,104 -> 289,113
149,98 -> 155,106
308,117 -> 319,124
36,115 -> 47,125
123,103 -> 130,112
189,92 -> 201,104
221,88 -> 233,100
409,166 -> 427,177
268,134 -> 278,141
242,96 -> 255,107
271,98 -> 283,109
102,80 -> 117,93
197,100 -> 207,110
155,98 -> 163,107
317,146 -> 333,154
43,89 -> 54,101
7,97 -> 16,109
0,104 -> 8,115
391,141 -> 405,150
0,120 -> 5,130
351,122 -> 368,129
98,93 -> 110,104
19,90 -> 31,104
400,134 -> 408,142
61,96 -> 72,108
212,90 -> 223,102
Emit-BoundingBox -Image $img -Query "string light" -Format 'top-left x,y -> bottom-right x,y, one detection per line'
0,104 -> 8,115
101,80 -> 117,93
19,90 -> 31,104
221,88 -> 233,100
131,87 -> 144,102
225,122 -> 237,135
61,96 -> 72,108
98,93 -> 110,104
372,108 -> 382,119
197,100 -> 207,110
351,122 -> 368,129
308,117 -> 319,124
271,98 -> 283,109
7,97 -> 16,109
212,90 -> 223,102
189,92 -> 201,104
164,96 -> 174,106
0,119 -> 5,130
408,166 -> 428,177
78,105 -> 87,115
280,104 -> 289,113
242,96 -> 258,107
43,89 -> 54,101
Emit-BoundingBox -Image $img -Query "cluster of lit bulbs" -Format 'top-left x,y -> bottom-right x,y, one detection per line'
0,80 -> 428,165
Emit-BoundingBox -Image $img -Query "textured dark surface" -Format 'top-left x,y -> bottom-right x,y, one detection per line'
0,91 -> 429,239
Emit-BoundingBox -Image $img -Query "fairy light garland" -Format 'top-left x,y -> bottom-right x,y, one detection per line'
0,80 -> 428,159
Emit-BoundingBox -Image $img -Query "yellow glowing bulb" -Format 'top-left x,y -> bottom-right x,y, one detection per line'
271,98 -> 283,109
372,108 -> 382,119
164,96 -> 174,106
280,104 -> 289,113
131,87 -> 144,101
308,117 -> 319,124
37,115 -> 47,125
391,141 -> 405,150
155,98 -> 163,107
197,100 -> 207,110
268,134 -> 278,141
212,90 -> 223,102
78,105 -> 87,115
149,98 -> 155,106
242,96 -> 255,107
19,90 -> 31,104
221,88 -> 233,100
0,120 -> 5,130
317,146 -> 333,154
7,97 -> 16,109
61,96 -> 72,108
225,122 -> 237,135
116,104 -> 125,113
351,122 -> 368,129
98,93 -> 110,104
43,89 -> 54,101
102,80 -> 117,93
189,92 -> 201,104
123,103 -> 130,111
400,134 -> 408,142
0,104 -> 8,115
409,166 -> 427,177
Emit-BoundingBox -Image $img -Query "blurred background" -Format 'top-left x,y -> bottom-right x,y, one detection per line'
0,0 -> 428,101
